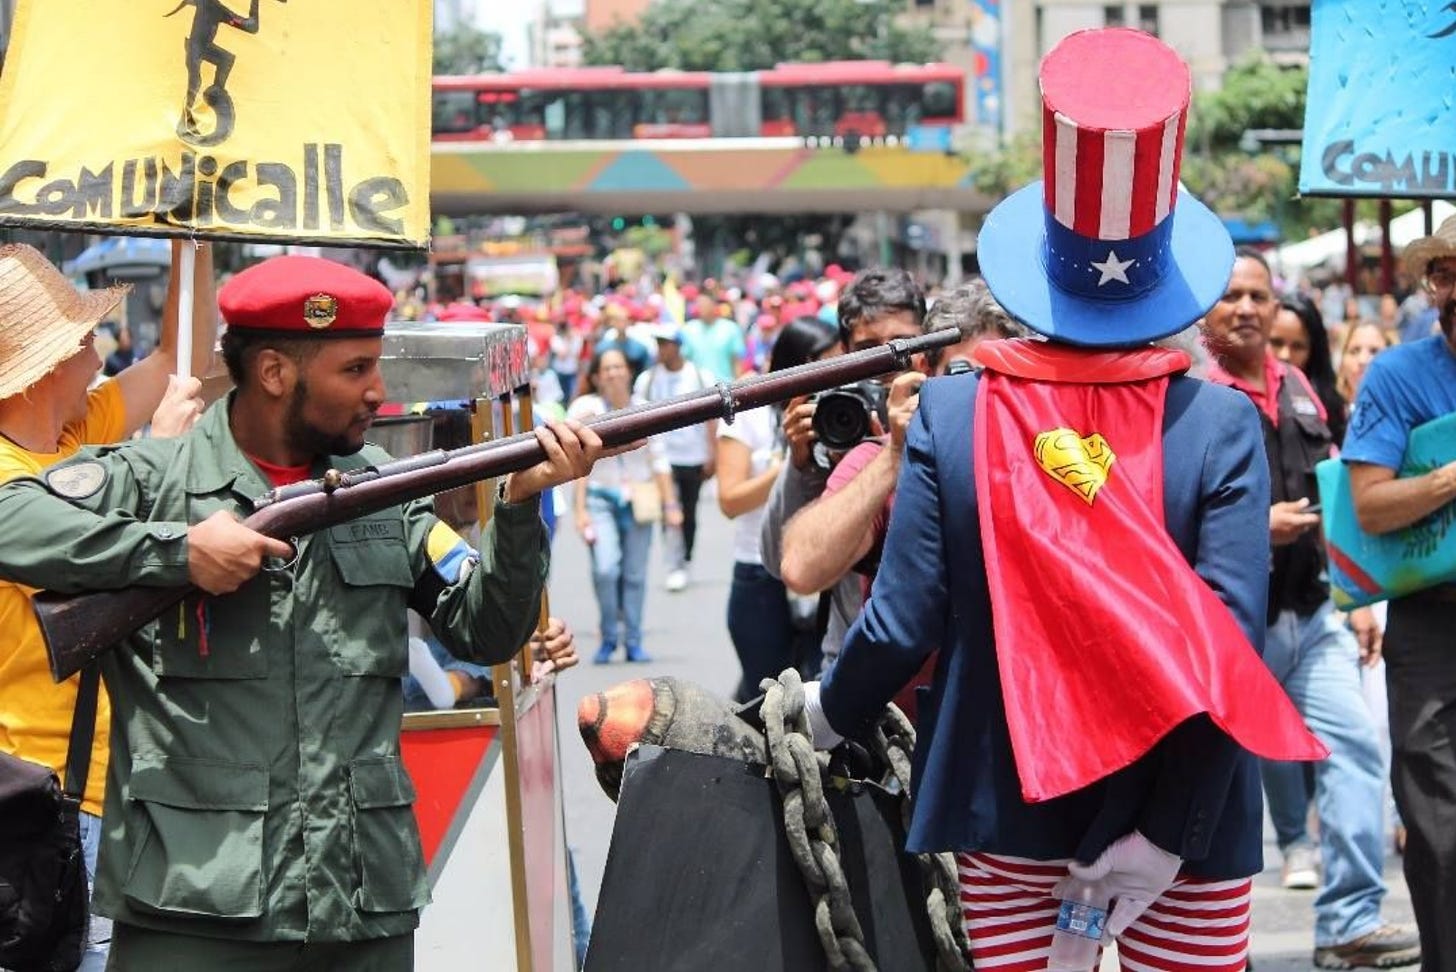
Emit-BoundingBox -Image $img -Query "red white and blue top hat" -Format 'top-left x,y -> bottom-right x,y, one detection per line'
978,29 -> 1234,347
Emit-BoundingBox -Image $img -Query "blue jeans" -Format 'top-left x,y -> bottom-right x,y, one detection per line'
1263,756 -> 1316,849
78,811 -> 110,969
587,491 -> 654,647
568,846 -> 591,969
726,561 -> 799,702
1261,601 -> 1390,947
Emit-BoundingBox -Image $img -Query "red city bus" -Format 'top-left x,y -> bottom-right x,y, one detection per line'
757,61 -> 962,139
431,61 -> 964,143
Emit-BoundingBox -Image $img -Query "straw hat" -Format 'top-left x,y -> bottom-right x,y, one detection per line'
0,244 -> 127,401
1401,213 -> 1456,280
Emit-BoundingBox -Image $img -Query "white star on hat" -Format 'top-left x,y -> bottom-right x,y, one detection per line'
1091,250 -> 1135,286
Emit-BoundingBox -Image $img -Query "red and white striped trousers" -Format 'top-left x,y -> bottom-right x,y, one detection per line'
957,852 -> 1252,972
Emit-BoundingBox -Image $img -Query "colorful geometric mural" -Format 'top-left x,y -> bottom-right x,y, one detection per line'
431,140 -> 980,200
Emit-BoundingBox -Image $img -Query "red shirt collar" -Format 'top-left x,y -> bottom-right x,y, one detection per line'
1205,349 -> 1284,424
246,453 -> 313,488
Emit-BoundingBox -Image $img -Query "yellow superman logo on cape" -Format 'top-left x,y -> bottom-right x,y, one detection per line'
1034,428 -> 1115,505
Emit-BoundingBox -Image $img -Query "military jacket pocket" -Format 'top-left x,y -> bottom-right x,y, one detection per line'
123,755 -> 268,919
349,756 -> 430,913
329,515 -> 415,677
150,585 -> 271,680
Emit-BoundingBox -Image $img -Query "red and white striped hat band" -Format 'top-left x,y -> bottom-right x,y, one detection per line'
1038,28 -> 1191,242
1044,106 -> 1186,241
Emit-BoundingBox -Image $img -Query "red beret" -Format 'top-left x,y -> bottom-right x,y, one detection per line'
219,256 -> 393,338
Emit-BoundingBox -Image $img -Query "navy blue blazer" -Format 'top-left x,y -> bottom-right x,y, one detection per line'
820,372 -> 1273,879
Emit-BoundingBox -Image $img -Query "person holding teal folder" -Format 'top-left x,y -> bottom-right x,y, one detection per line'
1344,215 -> 1456,972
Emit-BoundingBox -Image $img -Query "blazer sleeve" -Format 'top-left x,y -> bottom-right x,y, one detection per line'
820,385 -> 949,738
1133,389 -> 1272,861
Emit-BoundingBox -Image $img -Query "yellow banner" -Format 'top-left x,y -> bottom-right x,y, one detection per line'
0,0 -> 432,248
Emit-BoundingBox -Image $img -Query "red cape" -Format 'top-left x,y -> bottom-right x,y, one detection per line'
971,340 -> 1326,802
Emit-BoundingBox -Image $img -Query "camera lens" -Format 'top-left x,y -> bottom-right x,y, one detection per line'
813,391 -> 873,450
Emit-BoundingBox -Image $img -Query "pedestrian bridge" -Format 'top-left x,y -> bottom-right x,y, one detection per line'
430,137 -> 992,216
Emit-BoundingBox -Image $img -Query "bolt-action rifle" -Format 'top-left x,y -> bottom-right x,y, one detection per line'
35,330 -> 957,681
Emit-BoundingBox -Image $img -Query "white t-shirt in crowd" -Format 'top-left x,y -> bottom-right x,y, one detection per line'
717,405 -> 780,565
634,361 -> 716,467
550,330 -> 584,374
566,393 -> 671,494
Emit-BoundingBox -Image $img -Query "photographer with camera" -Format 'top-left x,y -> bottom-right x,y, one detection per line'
779,278 -> 1025,604
761,269 -> 926,665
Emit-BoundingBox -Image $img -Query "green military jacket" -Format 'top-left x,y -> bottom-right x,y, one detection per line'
0,396 -> 548,942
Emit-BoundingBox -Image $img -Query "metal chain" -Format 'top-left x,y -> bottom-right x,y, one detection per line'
868,706 -> 972,972
760,669 -> 971,972
760,669 -> 875,971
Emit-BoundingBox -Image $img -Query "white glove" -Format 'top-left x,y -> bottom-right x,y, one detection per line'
1052,831 -> 1182,939
801,680 -> 844,750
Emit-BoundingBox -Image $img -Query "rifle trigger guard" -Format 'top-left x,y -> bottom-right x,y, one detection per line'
262,538 -> 301,574
715,381 -> 737,425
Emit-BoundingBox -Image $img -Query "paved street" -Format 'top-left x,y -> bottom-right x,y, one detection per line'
545,485 -> 1414,970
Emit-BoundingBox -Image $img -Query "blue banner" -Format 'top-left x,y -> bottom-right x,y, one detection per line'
1300,0 -> 1456,197
969,0 -> 1003,134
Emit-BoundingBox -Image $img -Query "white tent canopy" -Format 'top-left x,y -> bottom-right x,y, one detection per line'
1274,201 -> 1456,278
1388,200 -> 1456,249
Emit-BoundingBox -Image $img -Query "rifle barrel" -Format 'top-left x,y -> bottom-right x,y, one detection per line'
35,329 -> 958,680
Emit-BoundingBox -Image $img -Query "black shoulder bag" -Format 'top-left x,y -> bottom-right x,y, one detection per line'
0,664 -> 99,972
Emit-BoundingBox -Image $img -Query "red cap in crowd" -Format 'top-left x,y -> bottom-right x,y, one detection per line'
220,256 -> 393,338
437,301 -> 491,322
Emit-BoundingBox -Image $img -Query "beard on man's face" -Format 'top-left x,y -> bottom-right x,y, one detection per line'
283,380 -> 370,458
1441,298 -> 1456,343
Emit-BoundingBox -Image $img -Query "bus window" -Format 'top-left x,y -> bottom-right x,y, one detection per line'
432,90 -> 479,134
512,89 -> 549,138
838,84 -> 887,137
761,87 -> 789,124
476,90 -> 519,131
542,93 -> 568,139
921,81 -> 958,120
792,87 -> 837,136
841,84 -> 881,114
639,88 -> 707,126
584,90 -> 633,138
882,84 -> 923,134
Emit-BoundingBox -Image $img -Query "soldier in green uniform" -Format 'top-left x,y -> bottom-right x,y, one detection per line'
0,255 -> 606,971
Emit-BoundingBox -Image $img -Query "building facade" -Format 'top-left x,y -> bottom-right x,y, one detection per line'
998,0 -> 1310,135
529,2 -> 586,68
584,0 -> 651,33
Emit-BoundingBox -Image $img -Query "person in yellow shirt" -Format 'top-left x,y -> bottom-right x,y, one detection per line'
0,239 -> 216,966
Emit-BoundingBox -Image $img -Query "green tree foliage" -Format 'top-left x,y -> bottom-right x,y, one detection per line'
964,130 -> 1041,199
434,23 -> 505,75
582,0 -> 941,72
1186,53 -> 1308,153
1180,54 -> 1350,241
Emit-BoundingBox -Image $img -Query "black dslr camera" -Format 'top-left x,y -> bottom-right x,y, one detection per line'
810,380 -> 889,451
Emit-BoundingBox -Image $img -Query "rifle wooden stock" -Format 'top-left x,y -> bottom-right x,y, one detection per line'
35,330 -> 958,681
